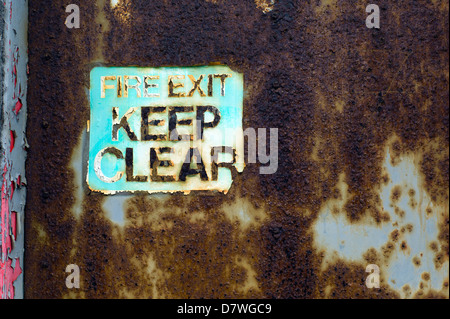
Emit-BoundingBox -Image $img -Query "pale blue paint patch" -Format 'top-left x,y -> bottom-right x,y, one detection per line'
313,148 -> 449,298
314,210 -> 391,260
102,195 -> 129,226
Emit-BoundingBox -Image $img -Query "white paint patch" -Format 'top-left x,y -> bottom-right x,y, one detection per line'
146,254 -> 166,299
313,145 -> 449,298
235,257 -> 260,293
69,130 -> 86,218
221,197 -> 268,231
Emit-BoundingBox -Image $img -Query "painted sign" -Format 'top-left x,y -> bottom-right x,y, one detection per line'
88,66 -> 244,194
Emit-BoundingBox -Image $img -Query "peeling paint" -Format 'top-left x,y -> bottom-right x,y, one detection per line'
1,0 -> 27,299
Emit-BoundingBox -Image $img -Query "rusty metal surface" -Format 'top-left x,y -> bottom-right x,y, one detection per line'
24,0 -> 448,299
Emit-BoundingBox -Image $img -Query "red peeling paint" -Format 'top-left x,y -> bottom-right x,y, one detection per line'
14,99 -> 22,115
9,130 -> 15,152
11,212 -> 17,240
0,258 -> 22,299
2,165 -> 11,257
1,137 -> 22,300
1,164 -> 22,299
10,181 -> 15,200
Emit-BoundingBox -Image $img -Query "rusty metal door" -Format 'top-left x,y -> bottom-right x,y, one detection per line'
21,0 -> 448,299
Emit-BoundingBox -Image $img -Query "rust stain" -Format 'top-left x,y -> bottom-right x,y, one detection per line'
24,0 -> 448,299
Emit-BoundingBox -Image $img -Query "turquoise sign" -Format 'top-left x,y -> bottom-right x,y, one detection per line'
88,66 -> 244,194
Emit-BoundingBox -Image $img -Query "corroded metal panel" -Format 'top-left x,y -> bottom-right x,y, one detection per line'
25,0 -> 448,299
